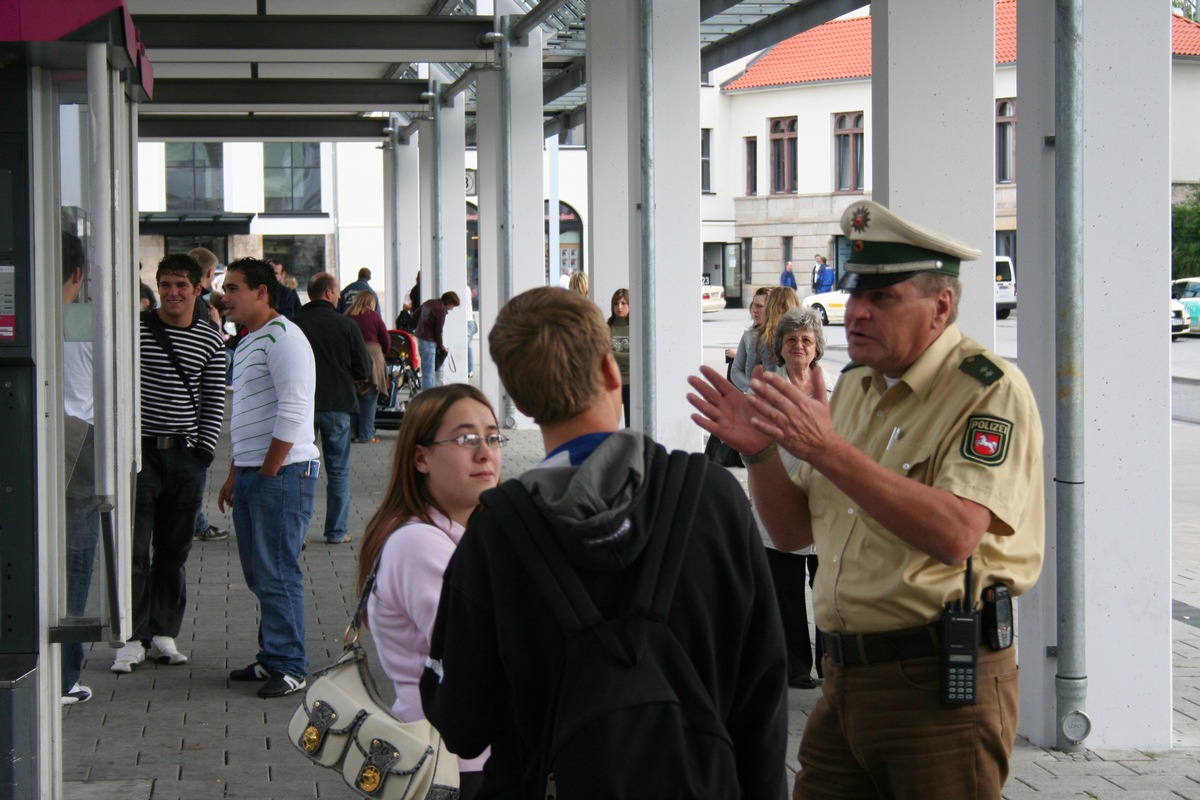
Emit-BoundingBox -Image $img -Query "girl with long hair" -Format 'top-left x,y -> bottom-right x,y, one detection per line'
357,385 -> 505,799
607,288 -> 631,427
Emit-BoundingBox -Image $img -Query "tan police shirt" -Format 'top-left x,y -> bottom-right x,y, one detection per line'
795,325 -> 1044,634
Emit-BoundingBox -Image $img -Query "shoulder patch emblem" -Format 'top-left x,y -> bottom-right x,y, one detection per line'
961,415 -> 1012,466
959,355 -> 1004,386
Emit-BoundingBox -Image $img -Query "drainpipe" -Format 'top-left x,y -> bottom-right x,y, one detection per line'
498,16 -> 517,427
638,0 -> 656,439
1054,0 -> 1091,753
387,115 -> 403,325
429,78 -> 443,304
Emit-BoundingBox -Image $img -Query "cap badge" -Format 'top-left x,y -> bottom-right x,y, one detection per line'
849,206 -> 872,233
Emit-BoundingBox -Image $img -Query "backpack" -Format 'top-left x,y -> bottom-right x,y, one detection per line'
493,450 -> 741,800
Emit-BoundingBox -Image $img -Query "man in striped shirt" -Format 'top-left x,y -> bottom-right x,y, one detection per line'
218,257 -> 319,699
111,253 -> 226,674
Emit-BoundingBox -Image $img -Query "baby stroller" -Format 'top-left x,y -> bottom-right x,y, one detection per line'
374,329 -> 422,428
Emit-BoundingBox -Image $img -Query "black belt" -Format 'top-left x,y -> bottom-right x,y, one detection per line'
143,435 -> 188,450
822,624 -> 940,668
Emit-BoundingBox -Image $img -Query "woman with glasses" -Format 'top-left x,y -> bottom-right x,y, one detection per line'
357,384 -> 506,799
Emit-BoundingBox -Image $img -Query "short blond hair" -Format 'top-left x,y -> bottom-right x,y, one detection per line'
490,286 -> 610,424
188,246 -> 218,277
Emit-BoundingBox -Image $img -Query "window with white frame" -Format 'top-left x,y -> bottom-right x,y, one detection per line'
834,112 -> 864,192
996,99 -> 1016,184
701,128 -> 713,193
770,117 -> 797,194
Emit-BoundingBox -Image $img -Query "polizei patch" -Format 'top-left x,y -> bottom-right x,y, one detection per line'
961,415 -> 1012,466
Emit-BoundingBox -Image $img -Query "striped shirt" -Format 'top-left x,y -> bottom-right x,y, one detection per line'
139,314 -> 226,454
230,316 -> 319,468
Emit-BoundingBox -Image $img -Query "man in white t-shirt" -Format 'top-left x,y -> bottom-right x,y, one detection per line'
217,257 -> 319,699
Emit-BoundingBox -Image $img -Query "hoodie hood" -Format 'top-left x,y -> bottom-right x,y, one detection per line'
516,430 -> 663,573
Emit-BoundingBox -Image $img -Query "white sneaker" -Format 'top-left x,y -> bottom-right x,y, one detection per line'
110,641 -> 145,673
148,635 -> 188,665
61,682 -> 92,705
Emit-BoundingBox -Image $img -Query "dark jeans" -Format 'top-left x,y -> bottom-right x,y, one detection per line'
765,548 -> 822,680
132,447 -> 207,641
354,387 -> 380,441
314,411 -> 351,541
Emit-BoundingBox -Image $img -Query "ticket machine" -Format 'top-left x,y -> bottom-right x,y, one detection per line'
0,3 -> 149,796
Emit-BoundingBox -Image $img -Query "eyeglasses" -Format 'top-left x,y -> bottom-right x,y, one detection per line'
426,433 -> 509,450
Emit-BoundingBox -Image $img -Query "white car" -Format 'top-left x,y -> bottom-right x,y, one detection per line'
702,285 -> 726,313
802,289 -> 848,325
1173,297 -> 1191,340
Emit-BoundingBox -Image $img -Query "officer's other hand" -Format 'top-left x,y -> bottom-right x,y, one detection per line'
746,369 -> 835,462
686,364 -> 772,457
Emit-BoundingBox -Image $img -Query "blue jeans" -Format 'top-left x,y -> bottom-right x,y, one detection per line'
354,387 -> 380,441
232,463 -> 316,678
132,447 -> 206,640
418,338 -> 437,390
467,318 -> 477,375
314,411 -> 351,542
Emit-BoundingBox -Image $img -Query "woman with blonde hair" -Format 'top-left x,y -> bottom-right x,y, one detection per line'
568,270 -> 588,297
358,384 -> 505,799
345,291 -> 391,443
730,285 -> 797,389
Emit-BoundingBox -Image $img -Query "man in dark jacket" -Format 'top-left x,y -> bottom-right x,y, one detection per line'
413,290 -> 460,389
336,267 -> 380,313
421,287 -> 789,799
292,272 -> 370,544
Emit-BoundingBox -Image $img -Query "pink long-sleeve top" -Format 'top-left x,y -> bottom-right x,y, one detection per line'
366,510 -> 489,773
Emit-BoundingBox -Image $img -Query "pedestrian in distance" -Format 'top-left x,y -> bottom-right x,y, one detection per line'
780,259 -> 798,290
358,385 -> 505,800
345,291 -> 392,444
293,271 -> 371,545
607,288 -> 631,428
414,291 -> 461,390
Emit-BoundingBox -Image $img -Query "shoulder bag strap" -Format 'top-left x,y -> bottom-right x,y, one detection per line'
141,309 -> 199,415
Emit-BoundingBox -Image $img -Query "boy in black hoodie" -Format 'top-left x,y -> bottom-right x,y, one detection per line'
420,286 -> 788,799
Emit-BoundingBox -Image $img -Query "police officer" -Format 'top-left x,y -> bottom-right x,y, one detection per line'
688,200 -> 1044,798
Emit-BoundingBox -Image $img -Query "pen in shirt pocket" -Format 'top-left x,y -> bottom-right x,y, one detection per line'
885,426 -> 903,451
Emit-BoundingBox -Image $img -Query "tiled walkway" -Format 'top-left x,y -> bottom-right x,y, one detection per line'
61,415 -> 1200,799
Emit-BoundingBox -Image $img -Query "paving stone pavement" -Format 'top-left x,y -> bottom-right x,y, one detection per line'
61,404 -> 1200,799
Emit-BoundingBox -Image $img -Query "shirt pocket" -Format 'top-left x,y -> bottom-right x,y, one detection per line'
879,437 -> 934,481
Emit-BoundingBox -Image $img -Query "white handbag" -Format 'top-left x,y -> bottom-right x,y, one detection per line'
289,561 -> 459,799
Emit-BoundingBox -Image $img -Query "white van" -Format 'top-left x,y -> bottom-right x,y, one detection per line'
995,256 -> 1016,320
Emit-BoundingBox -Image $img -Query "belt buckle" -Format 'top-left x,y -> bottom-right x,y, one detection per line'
156,436 -> 174,450
825,631 -> 845,667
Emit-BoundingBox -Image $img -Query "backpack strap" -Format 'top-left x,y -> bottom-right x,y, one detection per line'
641,452 -> 708,622
494,480 -> 611,640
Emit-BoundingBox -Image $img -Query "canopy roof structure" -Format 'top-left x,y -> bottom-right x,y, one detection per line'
129,0 -> 865,142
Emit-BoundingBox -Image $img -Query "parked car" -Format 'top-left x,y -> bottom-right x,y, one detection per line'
702,285 -> 726,313
995,256 -> 1016,319
1173,278 -> 1200,333
1173,297 -> 1191,340
802,289 -> 848,325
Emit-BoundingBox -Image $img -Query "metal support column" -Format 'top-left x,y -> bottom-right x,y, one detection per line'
1053,0 -> 1090,752
637,0 -> 657,439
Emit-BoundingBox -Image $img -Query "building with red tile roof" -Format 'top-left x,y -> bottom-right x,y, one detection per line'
722,1 -> 1197,93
